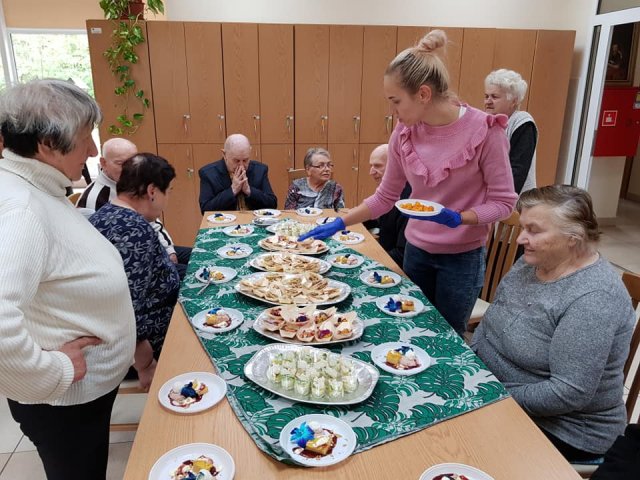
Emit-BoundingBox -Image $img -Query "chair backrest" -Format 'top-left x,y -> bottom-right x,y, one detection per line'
287,168 -> 307,185
67,192 -> 82,205
622,271 -> 640,422
481,211 -> 522,303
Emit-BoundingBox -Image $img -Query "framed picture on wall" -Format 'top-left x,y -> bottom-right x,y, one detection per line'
606,22 -> 639,85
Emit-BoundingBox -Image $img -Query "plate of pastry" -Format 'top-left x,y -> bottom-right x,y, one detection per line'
370,342 -> 431,376
194,266 -> 237,284
395,199 -> 443,217
207,212 -> 236,224
279,413 -> 356,467
252,305 -> 364,345
375,295 -> 424,318
419,463 -> 495,480
254,208 -> 282,217
148,443 -> 235,480
222,224 -> 254,237
326,253 -> 365,269
258,235 -> 328,255
316,216 -> 337,225
157,372 -> 227,414
250,252 -> 331,274
359,270 -> 402,288
332,230 -> 365,245
216,243 -> 253,259
296,207 -> 323,217
190,307 -> 244,335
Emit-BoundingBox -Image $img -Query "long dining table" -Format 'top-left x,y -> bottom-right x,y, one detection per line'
123,210 -> 581,480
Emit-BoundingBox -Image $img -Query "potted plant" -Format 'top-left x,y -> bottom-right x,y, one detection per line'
99,0 -> 164,135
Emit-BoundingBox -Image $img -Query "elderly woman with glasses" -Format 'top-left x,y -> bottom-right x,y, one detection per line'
0,79 -> 136,479
284,147 -> 345,210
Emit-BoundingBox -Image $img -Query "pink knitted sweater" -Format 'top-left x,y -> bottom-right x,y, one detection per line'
364,106 -> 517,254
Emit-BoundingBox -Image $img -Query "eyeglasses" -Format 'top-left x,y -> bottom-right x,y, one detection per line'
309,163 -> 334,169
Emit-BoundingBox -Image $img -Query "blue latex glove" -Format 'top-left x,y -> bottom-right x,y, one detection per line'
298,217 -> 346,241
407,208 -> 462,228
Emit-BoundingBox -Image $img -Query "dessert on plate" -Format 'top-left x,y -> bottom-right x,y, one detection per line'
290,421 -> 339,458
199,268 -> 225,282
171,454 -> 219,479
204,308 -> 232,328
168,380 -> 209,408
332,253 -> 360,266
385,345 -> 420,370
385,297 -> 415,313
368,271 -> 395,285
431,475 -> 472,480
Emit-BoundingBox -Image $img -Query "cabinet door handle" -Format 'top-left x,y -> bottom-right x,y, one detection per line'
321,115 -> 328,134
353,115 -> 360,137
253,115 -> 261,137
183,114 -> 191,135
217,114 -> 225,134
186,167 -> 194,179
285,115 -> 293,135
385,115 -> 393,134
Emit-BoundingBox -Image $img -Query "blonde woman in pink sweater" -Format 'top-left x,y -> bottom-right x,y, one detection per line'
301,30 -> 517,334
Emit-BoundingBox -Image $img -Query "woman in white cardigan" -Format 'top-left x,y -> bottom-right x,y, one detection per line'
0,79 -> 136,480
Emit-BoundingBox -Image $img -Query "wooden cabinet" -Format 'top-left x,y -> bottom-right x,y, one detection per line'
358,144 -> 381,203
261,144 -> 294,208
328,26 -> 364,144
360,26 -> 396,144
147,22 -> 225,144
330,143 -> 359,207
295,25 -> 330,144
223,23 -> 261,145
86,19 -> 157,153
459,29 -> 496,108
258,24 -> 294,144
493,29 -> 537,110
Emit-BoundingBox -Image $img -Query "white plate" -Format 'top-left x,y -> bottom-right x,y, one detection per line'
254,208 -> 282,217
157,372 -> 227,414
258,235 -> 329,255
395,198 -> 444,217
207,212 -> 236,224
216,243 -> 253,259
279,414 -> 356,467
194,266 -> 238,284
326,253 -> 365,269
375,295 -> 425,318
252,311 -> 364,345
332,230 -> 365,245
296,207 -> 323,217
419,463 -> 495,480
370,342 -> 431,376
252,216 -> 281,227
235,272 -> 350,306
249,252 -> 331,274
190,307 -> 244,334
244,344 -> 379,405
316,216 -> 337,225
222,224 -> 254,237
359,270 -> 402,288
148,443 -> 235,480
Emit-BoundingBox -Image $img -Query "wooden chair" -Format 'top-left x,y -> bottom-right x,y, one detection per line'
467,211 -> 522,332
287,168 -> 307,185
110,379 -> 147,432
67,191 -> 82,205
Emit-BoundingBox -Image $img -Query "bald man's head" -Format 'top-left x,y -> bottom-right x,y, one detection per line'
100,138 -> 137,182
222,134 -> 251,173
369,144 -> 388,184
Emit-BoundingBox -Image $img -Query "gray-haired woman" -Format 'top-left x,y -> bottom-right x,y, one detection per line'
484,68 -> 537,194
284,147 -> 345,210
0,79 -> 136,479
471,185 -> 635,462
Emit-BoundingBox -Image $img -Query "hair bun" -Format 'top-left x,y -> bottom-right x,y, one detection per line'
418,29 -> 447,53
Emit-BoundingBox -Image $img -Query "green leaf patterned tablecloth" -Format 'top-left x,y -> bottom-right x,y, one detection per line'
178,225 -> 509,463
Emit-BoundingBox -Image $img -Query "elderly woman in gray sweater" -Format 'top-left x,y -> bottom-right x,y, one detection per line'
472,185 -> 635,462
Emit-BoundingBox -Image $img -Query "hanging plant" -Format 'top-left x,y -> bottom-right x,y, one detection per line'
99,1 -> 164,135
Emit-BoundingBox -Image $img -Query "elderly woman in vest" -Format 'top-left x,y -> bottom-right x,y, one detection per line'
472,185 -> 635,462
484,69 -> 537,194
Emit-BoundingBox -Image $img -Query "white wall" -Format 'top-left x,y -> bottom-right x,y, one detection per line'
588,156 -> 627,218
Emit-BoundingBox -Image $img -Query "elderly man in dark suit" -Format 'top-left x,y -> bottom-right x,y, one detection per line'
199,133 -> 277,213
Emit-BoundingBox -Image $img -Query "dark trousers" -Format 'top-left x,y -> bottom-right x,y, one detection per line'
174,245 -> 192,280
542,428 -> 605,462
7,386 -> 119,480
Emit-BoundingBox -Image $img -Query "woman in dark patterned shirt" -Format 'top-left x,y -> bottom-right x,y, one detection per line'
284,147 -> 345,210
90,153 -> 180,389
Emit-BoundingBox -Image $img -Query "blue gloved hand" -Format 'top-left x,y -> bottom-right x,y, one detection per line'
407,208 -> 462,228
298,217 -> 346,241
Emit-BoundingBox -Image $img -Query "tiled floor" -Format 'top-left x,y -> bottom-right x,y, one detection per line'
1,200 -> 639,479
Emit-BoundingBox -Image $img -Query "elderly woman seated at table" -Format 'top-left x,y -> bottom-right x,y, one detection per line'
284,147 -> 345,210
471,185 -> 635,462
90,153 -> 181,389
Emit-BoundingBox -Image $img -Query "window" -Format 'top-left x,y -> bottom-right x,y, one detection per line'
599,0 -> 640,14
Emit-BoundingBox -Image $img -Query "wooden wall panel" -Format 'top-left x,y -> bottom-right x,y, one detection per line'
360,26 -> 397,144
87,20 -> 157,153
184,23 -> 226,143
438,27 -> 464,93
493,29 -> 537,110
147,22 -> 190,144
396,26 -> 429,53
192,143 -> 224,208
222,23 -> 261,144
261,144 -> 294,209
328,26 -> 364,143
295,143 -> 326,169
459,28 -> 496,108
358,144 -> 381,203
330,143 -> 359,207
527,30 -> 576,187
295,25 -> 330,144
258,24 -> 294,144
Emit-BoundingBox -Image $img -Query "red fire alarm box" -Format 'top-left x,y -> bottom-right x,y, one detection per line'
593,86 -> 640,156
